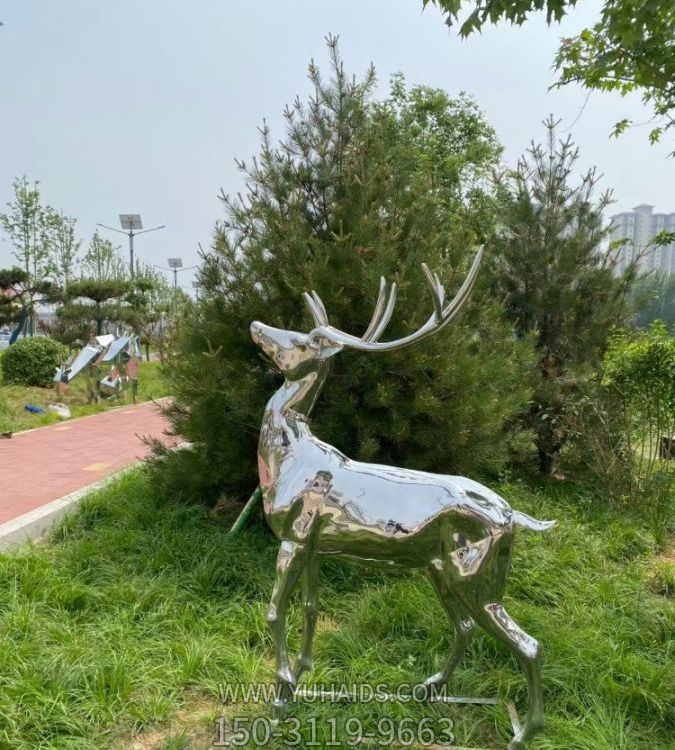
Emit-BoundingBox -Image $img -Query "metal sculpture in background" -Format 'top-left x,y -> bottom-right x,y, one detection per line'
250,248 -> 556,750
54,331 -> 142,403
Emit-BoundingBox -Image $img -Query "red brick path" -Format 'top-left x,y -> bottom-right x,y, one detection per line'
0,399 -> 174,524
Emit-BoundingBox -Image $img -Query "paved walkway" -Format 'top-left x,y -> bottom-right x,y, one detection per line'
0,399 -> 175,525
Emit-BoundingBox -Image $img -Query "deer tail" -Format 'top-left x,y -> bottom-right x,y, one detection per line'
512,510 -> 556,532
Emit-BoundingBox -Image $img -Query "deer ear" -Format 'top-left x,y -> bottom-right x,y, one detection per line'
311,333 -> 343,360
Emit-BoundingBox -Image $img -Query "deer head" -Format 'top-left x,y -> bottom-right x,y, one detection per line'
250,247 -> 484,380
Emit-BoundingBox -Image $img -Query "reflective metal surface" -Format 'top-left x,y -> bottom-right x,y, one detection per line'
101,365 -> 122,390
95,333 -> 115,348
53,333 -> 142,404
62,344 -> 101,381
252,251 -> 555,749
102,334 -> 130,362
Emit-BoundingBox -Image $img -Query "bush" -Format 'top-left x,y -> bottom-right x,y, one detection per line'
567,322 -> 674,546
158,42 -> 535,505
1,336 -> 67,387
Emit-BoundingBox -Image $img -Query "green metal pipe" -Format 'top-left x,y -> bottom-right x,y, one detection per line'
227,485 -> 262,537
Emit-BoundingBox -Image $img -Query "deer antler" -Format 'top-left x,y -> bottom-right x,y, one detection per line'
304,247 -> 483,352
305,276 -> 398,343
303,290 -> 328,327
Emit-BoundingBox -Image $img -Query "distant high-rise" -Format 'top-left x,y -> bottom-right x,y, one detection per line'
610,205 -> 675,275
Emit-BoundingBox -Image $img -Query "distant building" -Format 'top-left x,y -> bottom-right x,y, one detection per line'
610,205 -> 675,275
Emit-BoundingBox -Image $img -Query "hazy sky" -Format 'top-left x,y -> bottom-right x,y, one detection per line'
1,1 -> 673,291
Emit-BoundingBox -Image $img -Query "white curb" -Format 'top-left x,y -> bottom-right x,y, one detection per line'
0,440 -> 191,551
0,470 -> 132,551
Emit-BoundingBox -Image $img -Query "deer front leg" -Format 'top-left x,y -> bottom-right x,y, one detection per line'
294,553 -> 320,682
267,541 -> 305,718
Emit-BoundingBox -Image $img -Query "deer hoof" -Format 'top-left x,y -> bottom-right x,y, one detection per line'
414,673 -> 447,701
271,699 -> 288,720
423,671 -> 447,687
270,666 -> 296,719
507,719 -> 544,750
294,656 -> 313,680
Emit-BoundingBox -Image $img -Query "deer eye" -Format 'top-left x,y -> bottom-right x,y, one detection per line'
290,336 -> 307,351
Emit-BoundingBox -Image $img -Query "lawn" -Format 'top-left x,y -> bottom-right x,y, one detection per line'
0,360 -> 169,434
0,469 -> 671,750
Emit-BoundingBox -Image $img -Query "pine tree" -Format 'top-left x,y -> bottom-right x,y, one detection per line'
161,39 -> 534,502
490,116 -> 635,475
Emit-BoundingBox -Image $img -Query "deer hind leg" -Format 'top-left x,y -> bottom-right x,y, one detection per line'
294,553 -> 320,682
468,602 -> 544,750
267,541 -> 305,717
424,567 -> 476,691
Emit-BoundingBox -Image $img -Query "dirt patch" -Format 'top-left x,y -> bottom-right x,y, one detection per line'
316,614 -> 340,632
645,537 -> 675,597
118,694 -> 219,750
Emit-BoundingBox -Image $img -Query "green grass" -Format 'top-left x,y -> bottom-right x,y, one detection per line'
0,360 -> 169,433
0,470 -> 671,750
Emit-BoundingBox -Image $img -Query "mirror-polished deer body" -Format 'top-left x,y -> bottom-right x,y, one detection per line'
251,249 -> 555,749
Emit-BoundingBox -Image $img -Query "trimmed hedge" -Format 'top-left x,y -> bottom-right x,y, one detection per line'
1,337 -> 68,387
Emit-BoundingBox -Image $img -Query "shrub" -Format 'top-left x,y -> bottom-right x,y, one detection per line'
568,322 -> 674,546
1,336 -> 67,387
602,321 -> 675,444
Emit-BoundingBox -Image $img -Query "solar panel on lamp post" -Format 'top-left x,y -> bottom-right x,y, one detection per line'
167,257 -> 182,289
96,214 -> 166,277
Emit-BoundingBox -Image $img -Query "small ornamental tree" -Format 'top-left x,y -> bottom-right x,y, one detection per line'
0,177 -> 56,336
0,267 -> 31,336
60,278 -> 130,337
490,117 -> 634,475
159,40 -> 534,503
120,267 -> 173,360
55,233 -> 129,340
0,266 -> 60,344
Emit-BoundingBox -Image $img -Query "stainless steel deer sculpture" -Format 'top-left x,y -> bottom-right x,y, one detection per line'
251,248 -> 555,749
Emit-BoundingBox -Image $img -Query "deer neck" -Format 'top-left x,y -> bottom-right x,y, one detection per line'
265,366 -> 326,433
258,366 -> 328,495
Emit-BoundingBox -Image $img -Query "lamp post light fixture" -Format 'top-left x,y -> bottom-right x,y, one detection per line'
153,258 -> 197,289
97,214 -> 166,277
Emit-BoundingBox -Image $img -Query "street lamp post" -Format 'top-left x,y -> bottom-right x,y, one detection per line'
154,258 -> 197,290
97,214 -> 166,277
167,257 -> 182,289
